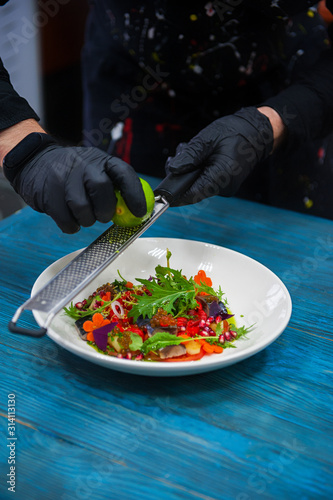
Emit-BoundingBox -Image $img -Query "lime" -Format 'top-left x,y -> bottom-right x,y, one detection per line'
112,178 -> 155,227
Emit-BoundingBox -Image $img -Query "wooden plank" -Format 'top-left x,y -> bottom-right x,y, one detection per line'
0,343 -> 332,500
0,350 -> 332,500
0,179 -> 332,499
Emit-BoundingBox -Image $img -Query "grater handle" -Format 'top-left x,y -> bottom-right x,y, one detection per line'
154,170 -> 201,204
9,321 -> 47,337
8,306 -> 48,337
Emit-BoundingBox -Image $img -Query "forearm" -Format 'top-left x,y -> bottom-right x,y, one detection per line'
257,106 -> 287,152
0,119 -> 45,167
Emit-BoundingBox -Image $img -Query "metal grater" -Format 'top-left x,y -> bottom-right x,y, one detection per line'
9,170 -> 201,337
9,196 -> 169,336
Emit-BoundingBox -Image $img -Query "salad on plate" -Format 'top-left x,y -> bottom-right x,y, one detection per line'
64,250 -> 251,362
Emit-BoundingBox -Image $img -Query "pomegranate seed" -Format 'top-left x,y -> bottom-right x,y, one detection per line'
205,319 -> 211,326
117,353 -> 123,359
230,330 -> 237,338
218,334 -> 225,344
125,353 -> 132,360
199,319 -> 206,327
180,326 -> 186,331
225,331 -> 231,341
202,327 -> 214,335
75,302 -> 83,309
201,330 -> 210,337
135,354 -> 143,361
215,315 -> 222,323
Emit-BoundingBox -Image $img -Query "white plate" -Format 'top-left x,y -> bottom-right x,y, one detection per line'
32,238 -> 292,377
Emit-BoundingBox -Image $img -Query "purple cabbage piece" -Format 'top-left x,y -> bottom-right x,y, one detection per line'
209,300 -> 222,317
209,300 -> 234,321
220,313 -> 234,321
92,321 -> 118,352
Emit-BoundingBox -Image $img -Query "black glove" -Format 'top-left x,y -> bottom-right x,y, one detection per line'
165,107 -> 274,206
3,132 -> 147,233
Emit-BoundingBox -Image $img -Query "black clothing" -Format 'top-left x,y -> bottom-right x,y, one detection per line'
0,59 -> 39,130
1,1 -> 333,218
81,1 -> 333,218
81,1 -> 333,151
264,49 -> 333,149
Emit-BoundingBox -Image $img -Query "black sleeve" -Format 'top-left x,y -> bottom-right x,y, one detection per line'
0,58 -> 40,131
262,47 -> 333,149
248,0 -> 322,18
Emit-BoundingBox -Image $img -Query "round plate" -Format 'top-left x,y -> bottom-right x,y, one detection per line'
32,238 -> 292,377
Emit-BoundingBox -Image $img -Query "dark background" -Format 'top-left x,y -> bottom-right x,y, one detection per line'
40,0 -> 89,144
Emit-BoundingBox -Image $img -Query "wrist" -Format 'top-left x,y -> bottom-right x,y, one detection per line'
0,119 -> 46,167
2,132 -> 57,185
257,106 -> 287,152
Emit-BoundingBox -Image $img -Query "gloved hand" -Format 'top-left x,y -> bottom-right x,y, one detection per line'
165,107 -> 274,206
3,133 -> 147,233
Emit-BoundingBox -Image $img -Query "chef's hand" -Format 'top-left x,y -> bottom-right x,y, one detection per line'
2,130 -> 147,233
166,107 -> 285,206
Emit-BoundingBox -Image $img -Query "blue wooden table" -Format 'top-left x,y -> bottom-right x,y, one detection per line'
0,175 -> 332,500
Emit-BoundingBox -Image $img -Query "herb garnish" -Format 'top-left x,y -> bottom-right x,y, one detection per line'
140,327 -> 252,356
64,299 -> 114,321
128,265 -> 223,322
